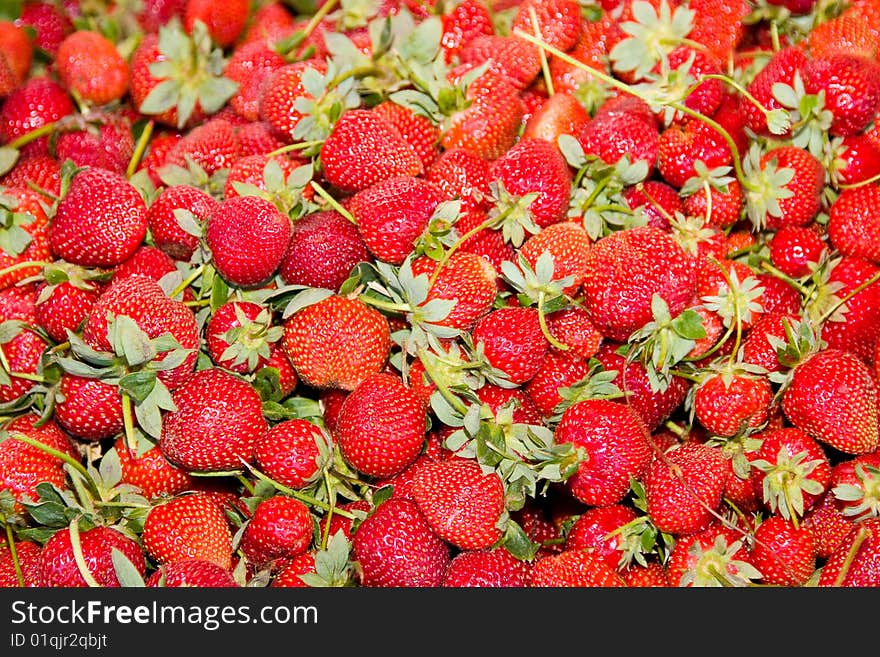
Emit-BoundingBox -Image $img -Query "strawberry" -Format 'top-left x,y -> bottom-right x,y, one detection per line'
471,306 -> 549,385
0,186 -> 52,290
581,225 -> 697,342
159,367 -> 268,472
372,100 -> 441,170
458,34 -> 542,91
524,349 -> 593,418
522,91 -> 591,148
205,194 -> 292,288
687,0 -> 750,62
183,0 -> 251,48
15,2 -> 72,57
146,559 -> 238,587
752,145 -> 825,231
656,118 -> 732,189
0,76 -> 73,155
425,147 -> 492,213
410,252 -> 498,332
441,547 -> 531,587
282,294 -> 391,391
440,0 -> 495,63
320,108 -> 423,194
829,450 -> 880,521
240,495 -> 314,569
814,256 -> 880,363
801,53 -> 880,137
52,111 -> 135,176
146,183 -> 218,262
489,137 -> 573,229
519,222 -> 592,297
544,306 -> 604,359
828,134 -> 880,187
82,274 -> 200,391
257,59 -> 330,142
741,46 -> 808,136
748,427 -> 832,521
162,116 -> 242,176
644,441 -> 727,536
565,503 -> 640,571
49,167 -> 148,269
335,371 -> 427,479
113,436 -> 194,501
528,549 -> 626,587
802,492 -> 856,560
0,414 -> 74,515
352,498 -> 450,587
781,348 -> 879,455
270,552 -> 317,588
827,184 -> 880,264
0,541 -> 43,587
141,493 -> 234,570
740,311 -> 801,374
556,398 -> 653,507
750,515 -> 817,586
665,522 -> 758,587
817,517 -> 880,586
254,418 -> 330,490
112,244 -> 180,283
0,21 -> 33,97
578,103 -> 660,175
55,30 -> 129,106
620,560 -> 671,587
39,525 -> 146,588
692,368 -> 774,438
440,71 -> 525,161
52,373 -> 124,442
347,175 -> 445,265
511,0 -> 582,53
206,300 -> 280,374
769,225 -> 828,278
622,180 -> 683,232
279,210 -> 371,292
411,456 -> 506,551
682,179 -> 743,229
0,153 -> 62,199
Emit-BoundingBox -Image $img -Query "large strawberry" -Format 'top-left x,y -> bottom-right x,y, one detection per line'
55,30 -> 129,106
49,166 -> 148,268
555,398 -> 653,507
411,457 -> 506,551
351,498 -> 450,587
141,493 -> 234,571
39,525 -> 146,588
282,294 -> 390,391
158,367 -> 268,472
334,372 -> 427,479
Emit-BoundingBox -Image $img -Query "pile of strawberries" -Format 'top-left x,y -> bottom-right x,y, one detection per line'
1,0 -> 879,589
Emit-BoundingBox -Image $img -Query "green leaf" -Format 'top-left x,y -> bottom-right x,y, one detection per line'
500,519 -> 541,562
139,79 -> 182,115
0,147 -> 20,177
111,548 -> 146,588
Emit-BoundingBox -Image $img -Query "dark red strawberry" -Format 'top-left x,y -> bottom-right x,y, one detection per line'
441,547 -> 531,587
113,435 -> 194,501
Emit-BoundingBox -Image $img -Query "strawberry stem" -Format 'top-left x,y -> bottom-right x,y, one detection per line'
758,260 -> 812,296
831,524 -> 869,587
0,261 -> 52,278
121,392 -> 140,454
67,518 -> 102,588
3,524 -> 25,587
309,181 -> 357,224
126,119 -> 154,180
816,268 -> 880,326
8,431 -> 91,483
528,6 -> 554,97
243,463 -> 357,519
8,122 -> 57,150
169,263 -> 205,300
537,291 -> 569,351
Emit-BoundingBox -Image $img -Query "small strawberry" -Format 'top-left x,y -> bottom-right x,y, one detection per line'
205,300 -> 281,374
254,418 -> 331,490
146,183 -> 218,262
113,436 -> 194,501
441,547 -> 532,588
411,456 -> 506,551
565,503 -> 641,571
750,515 -> 817,586
372,100 -> 441,170
0,186 -> 52,290
741,46 -> 808,136
39,525 -> 146,588
519,222 -> 592,297
769,225 -> 828,278
458,34 -> 542,90
52,373 -> 124,442
425,147 -> 491,213
802,492 -> 856,560
528,549 -> 626,587
52,111 -> 135,176
352,498 -> 450,587
829,450 -> 880,522
159,368 -> 267,473
801,53 -> 880,137
665,522 -> 759,587
644,441 -> 727,536
746,145 -> 825,232
282,294 -> 391,391
0,76 -> 74,154
578,103 -> 660,175
439,0 -> 495,63
183,0 -> 251,48
240,495 -> 314,569
622,180 -> 683,232
141,493 -> 234,571
0,21 -> 33,97
15,1 -> 72,57
471,306 -> 549,385
555,398 -> 653,507
335,372 -> 427,479
524,349 -> 593,419
162,116 -> 241,177
691,367 -> 774,438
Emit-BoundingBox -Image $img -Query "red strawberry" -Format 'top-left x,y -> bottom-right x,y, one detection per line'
282,294 -> 390,391
411,456 -> 506,551
801,53 -> 880,137
519,222 -> 592,297
347,175 -> 445,265
578,104 -> 660,175
142,493 -> 234,570
270,552 -> 317,588
741,46 -> 808,136
113,435 -> 194,500
0,541 -> 43,587
524,349 -> 593,419
258,59 -> 329,142
254,418 -> 330,490
0,21 -> 33,96
372,100 -> 441,170
829,450 -> 880,521
816,256 -> 880,362
682,179 -> 743,229
146,184 -> 218,262
544,306 -> 604,359
817,517 -> 880,586
620,560 -> 671,587
320,108 -> 423,194
692,369 -> 774,438
113,244 -> 179,283
828,133 -> 880,187
750,515 -> 817,586
441,547 -> 531,587
0,153 -> 62,198
146,559 -> 238,587
52,111 -> 134,176
665,522 -> 757,587
49,167 -> 148,268
802,491 -> 856,559
828,184 -> 880,264
657,118 -> 732,189
52,373 -> 124,442
748,427 -> 832,520
555,398 -> 653,507
581,225 -> 697,342
0,186 -> 52,290
205,300 -> 279,374
82,274 -> 200,391
352,498 -> 450,587
754,146 -> 825,231
279,210 -> 371,292
769,224 -> 828,278
781,348 -> 879,455
741,311 -> 801,374
159,368 -> 268,473
458,34 -> 542,90
644,441 -> 727,536
622,180 -> 683,232
425,147 -> 492,212
511,0 -> 582,53
183,0 -> 251,48
410,252 -> 498,332
239,495 -> 314,569
163,117 -> 241,176
0,76 -> 74,154
687,0 -> 750,62
15,1 -> 72,57
440,0 -> 495,63
39,525 -> 145,588
205,194 -> 291,288
522,91 -> 591,148
565,503 -> 640,571
55,30 -> 129,106
471,306 -> 549,385
335,372 -> 427,479
528,549 -> 626,587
